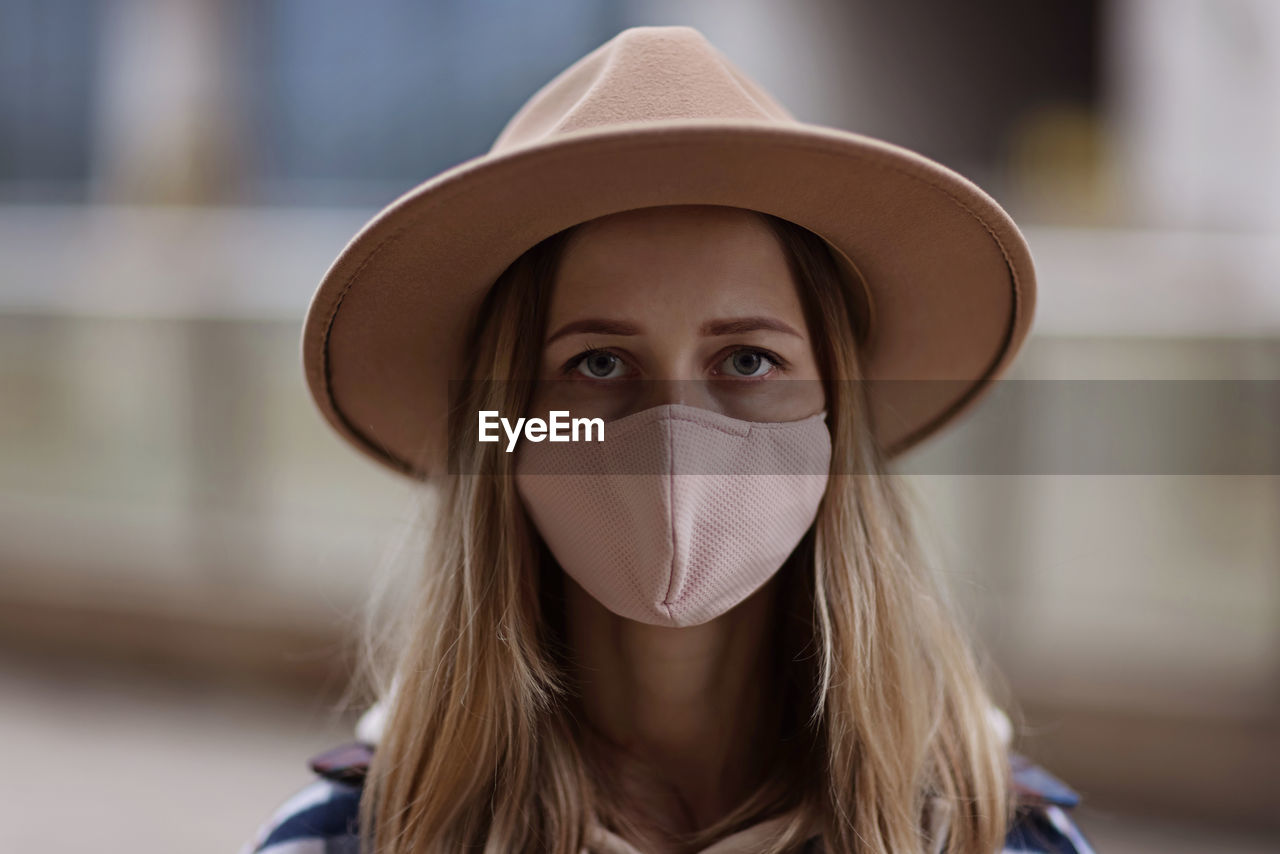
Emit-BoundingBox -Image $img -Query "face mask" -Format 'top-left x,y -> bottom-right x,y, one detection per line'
514,403 -> 831,627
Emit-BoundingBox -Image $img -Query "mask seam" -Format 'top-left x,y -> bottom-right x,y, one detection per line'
600,408 -> 746,440
663,410 -> 827,431
601,408 -> 827,442
661,411 -> 677,621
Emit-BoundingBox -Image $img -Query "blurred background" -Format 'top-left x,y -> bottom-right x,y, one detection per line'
1,1 -> 1276,851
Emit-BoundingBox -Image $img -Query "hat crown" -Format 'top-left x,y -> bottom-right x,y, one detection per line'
491,26 -> 796,153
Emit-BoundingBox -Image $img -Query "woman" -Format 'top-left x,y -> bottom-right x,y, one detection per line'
242,25 -> 1095,854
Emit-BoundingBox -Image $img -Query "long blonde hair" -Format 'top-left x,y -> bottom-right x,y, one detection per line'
350,206 -> 1015,853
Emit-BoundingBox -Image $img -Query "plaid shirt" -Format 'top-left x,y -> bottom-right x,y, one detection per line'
239,742 -> 1097,854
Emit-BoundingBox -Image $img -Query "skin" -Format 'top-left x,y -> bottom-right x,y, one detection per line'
529,204 -> 826,845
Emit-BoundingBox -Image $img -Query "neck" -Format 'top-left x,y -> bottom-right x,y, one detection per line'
565,573 -> 785,833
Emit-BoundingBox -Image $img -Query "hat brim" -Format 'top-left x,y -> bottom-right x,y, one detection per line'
301,119 -> 1035,481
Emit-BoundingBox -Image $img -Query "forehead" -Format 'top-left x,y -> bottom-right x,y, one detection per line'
551,205 -> 799,314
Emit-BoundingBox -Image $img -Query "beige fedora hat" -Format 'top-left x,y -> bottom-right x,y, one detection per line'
301,24 -> 1036,481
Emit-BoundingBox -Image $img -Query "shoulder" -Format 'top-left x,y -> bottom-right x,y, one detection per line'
238,742 -> 373,854
1000,751 -> 1098,854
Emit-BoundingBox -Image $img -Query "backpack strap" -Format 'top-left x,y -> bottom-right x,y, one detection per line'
1009,750 -> 1081,809
308,741 -> 375,786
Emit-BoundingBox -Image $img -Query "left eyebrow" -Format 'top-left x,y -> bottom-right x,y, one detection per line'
700,316 -> 803,338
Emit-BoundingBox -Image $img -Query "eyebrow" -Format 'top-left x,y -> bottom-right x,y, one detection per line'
703,316 -> 803,338
545,315 -> 803,345
545,318 -> 640,344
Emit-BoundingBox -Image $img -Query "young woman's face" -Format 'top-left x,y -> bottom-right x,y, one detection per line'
532,205 -> 826,424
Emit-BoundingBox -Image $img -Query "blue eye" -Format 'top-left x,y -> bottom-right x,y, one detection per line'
570,350 -> 628,379
721,349 -> 777,378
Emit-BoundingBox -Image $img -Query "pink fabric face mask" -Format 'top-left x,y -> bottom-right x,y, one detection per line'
514,403 -> 831,627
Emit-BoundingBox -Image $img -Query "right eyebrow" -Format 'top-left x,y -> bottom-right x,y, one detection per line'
545,318 -> 643,345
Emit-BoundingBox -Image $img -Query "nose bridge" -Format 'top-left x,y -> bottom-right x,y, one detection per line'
641,375 -> 711,413
619,323 -> 693,412
649,377 -> 686,408
629,307 -> 715,408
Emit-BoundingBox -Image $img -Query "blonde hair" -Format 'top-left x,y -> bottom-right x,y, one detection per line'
349,207 -> 1015,853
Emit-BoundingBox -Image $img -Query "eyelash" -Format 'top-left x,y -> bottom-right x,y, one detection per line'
559,346 -> 789,379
